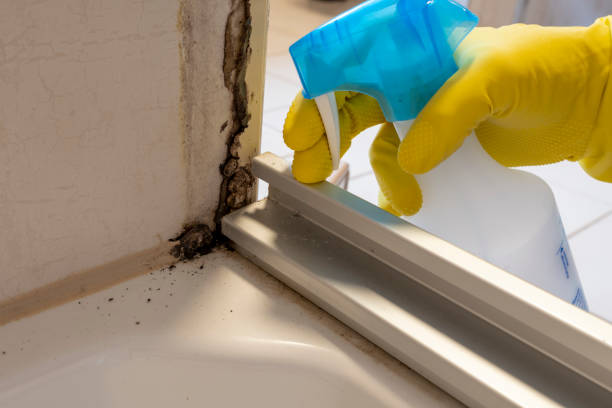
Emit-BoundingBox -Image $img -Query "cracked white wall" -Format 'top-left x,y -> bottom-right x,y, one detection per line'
0,0 -> 267,305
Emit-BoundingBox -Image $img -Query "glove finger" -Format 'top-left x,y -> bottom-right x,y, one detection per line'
283,92 -> 325,152
291,106 -> 354,183
291,134 -> 334,183
284,91 -> 385,152
377,191 -> 401,216
397,62 -> 492,175
370,123 -> 422,215
341,93 -> 386,140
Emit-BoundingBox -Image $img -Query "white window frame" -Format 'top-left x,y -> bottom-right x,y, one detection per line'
223,153 -> 612,407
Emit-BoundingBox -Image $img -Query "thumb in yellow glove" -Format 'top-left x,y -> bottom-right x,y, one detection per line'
285,17 -> 612,216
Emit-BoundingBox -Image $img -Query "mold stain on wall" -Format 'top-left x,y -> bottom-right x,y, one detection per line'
216,0 -> 254,229
175,0 -> 255,260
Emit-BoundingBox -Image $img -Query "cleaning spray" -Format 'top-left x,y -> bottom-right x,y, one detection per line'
289,0 -> 588,310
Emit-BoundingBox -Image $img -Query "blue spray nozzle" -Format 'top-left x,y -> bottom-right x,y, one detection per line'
289,0 -> 478,122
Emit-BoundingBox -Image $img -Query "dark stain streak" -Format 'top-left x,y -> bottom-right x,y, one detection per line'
175,0 -> 255,254
214,0 -> 255,235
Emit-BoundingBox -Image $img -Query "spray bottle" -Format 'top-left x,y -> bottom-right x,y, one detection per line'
289,0 -> 588,310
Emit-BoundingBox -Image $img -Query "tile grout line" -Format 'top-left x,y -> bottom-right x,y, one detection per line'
348,169 -> 375,181
265,69 -> 301,86
265,72 -> 299,86
567,209 -> 612,240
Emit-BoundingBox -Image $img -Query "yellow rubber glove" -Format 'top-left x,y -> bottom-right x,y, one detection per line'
284,91 -> 385,182
284,17 -> 612,216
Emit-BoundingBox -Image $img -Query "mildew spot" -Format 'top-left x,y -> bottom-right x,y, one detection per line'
169,224 -> 215,261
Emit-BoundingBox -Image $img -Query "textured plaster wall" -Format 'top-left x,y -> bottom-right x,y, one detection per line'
0,0 -> 265,304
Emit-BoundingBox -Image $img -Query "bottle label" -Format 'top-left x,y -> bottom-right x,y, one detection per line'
557,242 -> 570,279
555,215 -> 572,280
572,288 -> 588,310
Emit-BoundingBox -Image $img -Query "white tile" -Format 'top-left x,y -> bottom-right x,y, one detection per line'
516,164 -> 612,236
261,125 -> 293,159
263,107 -> 288,133
264,75 -> 301,113
546,183 -> 612,237
347,172 -> 379,206
266,55 -> 301,85
519,162 -> 612,205
569,213 -> 612,323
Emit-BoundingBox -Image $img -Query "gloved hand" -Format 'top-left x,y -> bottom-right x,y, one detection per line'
283,17 -> 612,216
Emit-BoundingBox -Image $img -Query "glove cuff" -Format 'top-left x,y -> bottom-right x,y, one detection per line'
581,16 -> 612,182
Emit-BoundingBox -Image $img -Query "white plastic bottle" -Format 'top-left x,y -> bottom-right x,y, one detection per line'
394,121 -> 588,310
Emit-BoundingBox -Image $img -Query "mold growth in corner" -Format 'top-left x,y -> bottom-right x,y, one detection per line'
214,0 -> 255,231
169,224 -> 215,261
172,0 -> 254,260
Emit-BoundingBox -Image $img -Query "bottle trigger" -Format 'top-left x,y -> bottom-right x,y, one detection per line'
315,92 -> 341,170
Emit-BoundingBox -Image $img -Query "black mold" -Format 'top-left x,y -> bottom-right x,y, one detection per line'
174,0 -> 255,258
170,224 -> 215,260
214,0 -> 255,233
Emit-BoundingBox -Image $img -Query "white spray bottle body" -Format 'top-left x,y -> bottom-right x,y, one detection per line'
394,120 -> 588,310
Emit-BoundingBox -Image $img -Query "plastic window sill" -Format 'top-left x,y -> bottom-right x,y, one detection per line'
222,152 -> 612,407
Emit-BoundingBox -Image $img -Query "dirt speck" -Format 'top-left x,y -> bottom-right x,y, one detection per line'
147,298 -> 151,303
199,265 -> 204,270
169,264 -> 176,271
108,297 -> 114,302
135,321 -> 140,325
